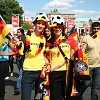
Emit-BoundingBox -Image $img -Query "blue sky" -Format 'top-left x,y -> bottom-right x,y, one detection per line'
16,0 -> 100,19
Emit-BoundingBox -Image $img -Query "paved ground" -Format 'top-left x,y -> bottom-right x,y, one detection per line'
5,63 -> 100,100
5,63 -> 34,100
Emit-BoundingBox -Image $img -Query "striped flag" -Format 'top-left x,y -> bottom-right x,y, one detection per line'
69,25 -> 78,41
0,15 -> 11,47
65,26 -> 78,52
35,67 -> 50,100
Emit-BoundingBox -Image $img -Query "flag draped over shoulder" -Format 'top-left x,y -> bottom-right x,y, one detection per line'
65,26 -> 81,100
65,25 -> 78,52
0,16 -> 11,47
69,25 -> 78,41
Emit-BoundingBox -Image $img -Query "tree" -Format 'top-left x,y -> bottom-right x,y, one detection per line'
22,22 -> 33,30
0,0 -> 24,26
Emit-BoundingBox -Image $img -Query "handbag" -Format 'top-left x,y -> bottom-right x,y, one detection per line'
74,49 -> 90,80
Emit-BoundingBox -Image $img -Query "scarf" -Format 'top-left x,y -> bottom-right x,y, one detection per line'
34,67 -> 50,100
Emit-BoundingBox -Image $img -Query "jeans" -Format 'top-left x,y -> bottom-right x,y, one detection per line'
9,56 -> 14,73
16,59 -> 23,92
21,70 -> 40,100
81,67 -> 100,100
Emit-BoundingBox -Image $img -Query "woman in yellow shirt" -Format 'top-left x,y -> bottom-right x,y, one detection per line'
45,15 -> 74,100
21,13 -> 50,100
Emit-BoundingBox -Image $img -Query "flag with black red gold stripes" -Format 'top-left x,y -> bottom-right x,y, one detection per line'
65,61 -> 81,100
0,16 -> 11,49
35,67 -> 50,100
69,79 -> 81,100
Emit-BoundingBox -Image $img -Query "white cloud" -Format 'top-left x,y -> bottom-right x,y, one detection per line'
41,0 -> 100,18
68,10 -> 100,18
22,0 -> 100,19
24,11 -> 36,17
91,15 -> 100,19
41,0 -> 74,10
60,0 -> 76,2
79,0 -> 84,4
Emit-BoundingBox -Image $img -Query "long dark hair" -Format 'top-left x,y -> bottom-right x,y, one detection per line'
17,28 -> 24,35
43,27 -> 54,43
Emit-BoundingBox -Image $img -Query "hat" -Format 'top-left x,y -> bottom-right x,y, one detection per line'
33,13 -> 48,23
50,15 -> 66,29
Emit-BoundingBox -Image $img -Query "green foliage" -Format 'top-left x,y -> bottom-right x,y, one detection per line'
22,22 -> 33,30
0,0 -> 24,26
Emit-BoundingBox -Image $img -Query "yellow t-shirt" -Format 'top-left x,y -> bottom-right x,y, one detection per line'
50,42 -> 71,71
23,34 -> 45,70
82,35 -> 100,67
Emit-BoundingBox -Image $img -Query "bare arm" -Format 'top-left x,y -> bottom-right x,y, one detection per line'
0,51 -> 16,56
8,40 -> 14,49
70,48 -> 75,60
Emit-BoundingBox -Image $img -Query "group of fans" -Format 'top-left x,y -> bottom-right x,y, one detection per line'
0,12 -> 100,100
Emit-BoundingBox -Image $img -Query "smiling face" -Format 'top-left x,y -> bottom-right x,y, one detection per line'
35,20 -> 46,33
45,27 -> 51,37
17,30 -> 22,37
52,25 -> 64,37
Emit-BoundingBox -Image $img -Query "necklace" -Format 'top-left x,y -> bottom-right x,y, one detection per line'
26,33 -> 44,57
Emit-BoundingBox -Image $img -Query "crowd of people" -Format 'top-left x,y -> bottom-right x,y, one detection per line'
0,12 -> 100,100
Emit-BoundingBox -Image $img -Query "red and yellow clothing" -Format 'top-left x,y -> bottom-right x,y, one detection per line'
50,42 -> 71,71
23,34 -> 46,70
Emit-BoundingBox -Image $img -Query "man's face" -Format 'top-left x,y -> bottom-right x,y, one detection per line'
92,26 -> 100,35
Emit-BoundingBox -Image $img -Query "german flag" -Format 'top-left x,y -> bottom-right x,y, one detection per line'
69,25 -> 78,41
69,79 -> 82,100
43,74 -> 50,100
66,60 -> 81,100
35,67 -> 50,100
65,26 -> 78,52
0,16 -> 11,47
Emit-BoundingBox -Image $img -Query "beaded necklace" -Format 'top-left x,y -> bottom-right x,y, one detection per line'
26,33 -> 44,57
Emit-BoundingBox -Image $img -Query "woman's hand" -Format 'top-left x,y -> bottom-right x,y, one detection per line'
0,51 -> 6,56
78,42 -> 86,49
45,64 -> 51,73
13,37 -> 19,42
